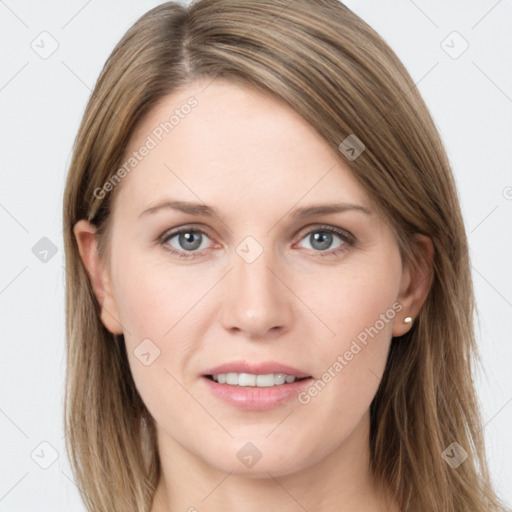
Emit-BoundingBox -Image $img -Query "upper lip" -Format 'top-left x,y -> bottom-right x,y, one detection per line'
202,360 -> 312,379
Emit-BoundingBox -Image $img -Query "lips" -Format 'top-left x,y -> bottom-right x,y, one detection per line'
201,360 -> 314,410
202,360 -> 312,380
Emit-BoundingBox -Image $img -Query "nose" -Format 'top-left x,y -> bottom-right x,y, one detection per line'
220,242 -> 294,340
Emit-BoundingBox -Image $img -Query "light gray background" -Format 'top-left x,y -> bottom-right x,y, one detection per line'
1,0 -> 511,510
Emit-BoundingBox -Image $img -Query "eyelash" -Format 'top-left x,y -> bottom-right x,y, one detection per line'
158,224 -> 355,260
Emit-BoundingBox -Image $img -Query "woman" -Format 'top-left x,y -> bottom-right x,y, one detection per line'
62,0 -> 509,510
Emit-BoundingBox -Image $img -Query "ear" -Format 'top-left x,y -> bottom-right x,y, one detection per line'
393,234 -> 434,337
73,219 -> 124,335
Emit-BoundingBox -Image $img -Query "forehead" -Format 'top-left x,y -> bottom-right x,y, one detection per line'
112,79 -> 370,219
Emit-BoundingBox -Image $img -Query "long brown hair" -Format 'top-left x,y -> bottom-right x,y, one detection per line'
63,1 -> 509,510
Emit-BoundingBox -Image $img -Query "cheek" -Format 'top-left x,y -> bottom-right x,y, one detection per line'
111,245 -> 208,341
300,248 -> 402,350
293,252 -> 403,427
107,247 -> 197,390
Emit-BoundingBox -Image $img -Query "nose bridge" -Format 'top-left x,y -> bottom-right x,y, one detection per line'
221,235 -> 292,337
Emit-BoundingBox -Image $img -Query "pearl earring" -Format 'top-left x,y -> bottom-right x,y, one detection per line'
404,316 -> 413,324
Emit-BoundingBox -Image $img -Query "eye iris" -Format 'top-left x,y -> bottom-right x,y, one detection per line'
179,231 -> 202,251
311,231 -> 332,250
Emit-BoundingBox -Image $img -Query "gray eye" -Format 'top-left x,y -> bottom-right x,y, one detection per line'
167,230 -> 210,252
298,230 -> 344,252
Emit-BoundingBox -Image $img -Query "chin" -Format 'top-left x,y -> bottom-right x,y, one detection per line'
198,435 -> 329,478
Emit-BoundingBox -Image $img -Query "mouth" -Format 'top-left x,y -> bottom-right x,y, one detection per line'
200,361 -> 314,411
205,373 -> 312,387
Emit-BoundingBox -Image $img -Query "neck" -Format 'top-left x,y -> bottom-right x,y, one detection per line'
150,411 -> 400,512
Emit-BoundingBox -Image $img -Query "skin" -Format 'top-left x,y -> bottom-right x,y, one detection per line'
74,78 -> 433,511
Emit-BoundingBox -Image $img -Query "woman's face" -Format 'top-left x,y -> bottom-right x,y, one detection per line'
80,78 -> 421,477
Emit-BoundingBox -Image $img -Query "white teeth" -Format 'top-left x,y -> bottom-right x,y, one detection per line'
238,373 -> 256,387
211,372 -> 300,387
226,373 -> 239,385
274,374 -> 286,385
256,374 -> 275,387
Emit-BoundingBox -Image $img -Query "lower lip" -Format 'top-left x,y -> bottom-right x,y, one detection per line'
202,376 -> 313,411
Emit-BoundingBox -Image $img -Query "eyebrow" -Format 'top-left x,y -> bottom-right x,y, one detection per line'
139,199 -> 373,219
